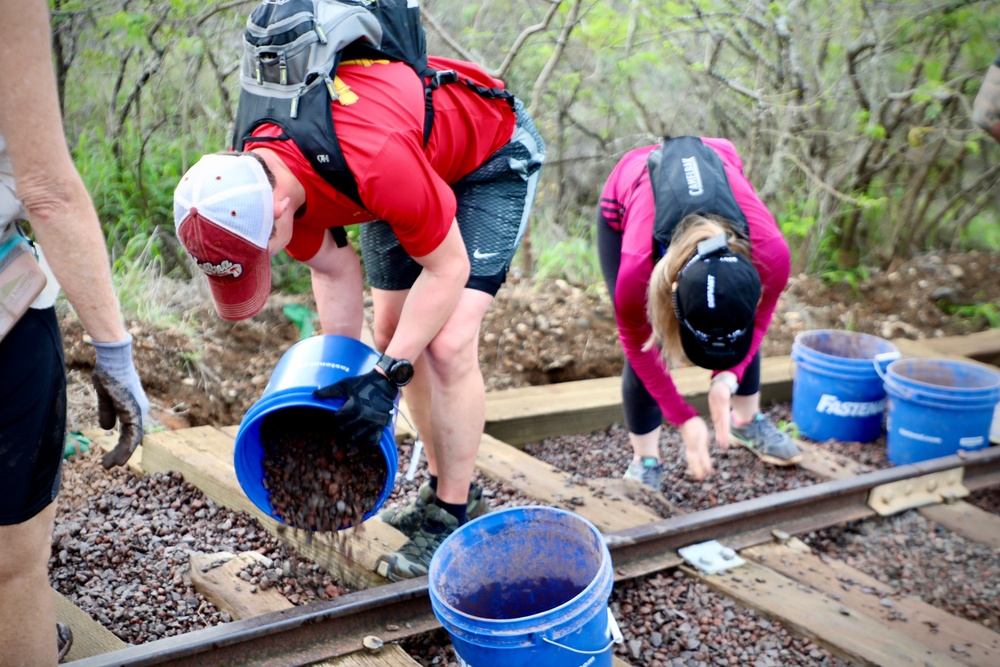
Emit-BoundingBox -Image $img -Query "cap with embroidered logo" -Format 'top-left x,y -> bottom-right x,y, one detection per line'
174,154 -> 274,321
673,234 -> 761,370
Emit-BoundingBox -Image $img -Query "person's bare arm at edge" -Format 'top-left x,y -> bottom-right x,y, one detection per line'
383,221 -> 469,362
0,0 -> 127,342
0,0 -> 127,344
973,62 -> 1000,144
305,229 -> 365,338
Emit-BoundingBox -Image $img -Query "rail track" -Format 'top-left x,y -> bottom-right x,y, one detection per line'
60,331 -> 1000,667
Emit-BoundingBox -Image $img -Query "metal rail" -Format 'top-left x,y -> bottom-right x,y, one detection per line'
69,445 -> 1000,667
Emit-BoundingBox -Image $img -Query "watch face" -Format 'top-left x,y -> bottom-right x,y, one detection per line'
391,360 -> 414,386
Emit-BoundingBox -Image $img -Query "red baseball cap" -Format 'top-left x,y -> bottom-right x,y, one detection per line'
173,154 -> 274,321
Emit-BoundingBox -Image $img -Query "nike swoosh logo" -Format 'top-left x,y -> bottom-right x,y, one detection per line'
473,249 -> 499,259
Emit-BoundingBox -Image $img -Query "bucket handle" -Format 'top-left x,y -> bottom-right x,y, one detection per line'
873,351 -> 922,401
872,350 -> 901,383
539,608 -> 624,655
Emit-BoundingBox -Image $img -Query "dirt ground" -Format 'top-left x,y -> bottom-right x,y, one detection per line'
60,249 -> 1000,434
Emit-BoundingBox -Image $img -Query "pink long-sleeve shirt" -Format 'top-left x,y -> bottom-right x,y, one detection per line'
599,138 -> 790,426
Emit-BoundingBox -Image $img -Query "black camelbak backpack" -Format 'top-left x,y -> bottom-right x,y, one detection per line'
646,136 -> 749,259
231,0 -> 512,206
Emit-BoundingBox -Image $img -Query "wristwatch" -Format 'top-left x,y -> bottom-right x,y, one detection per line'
376,353 -> 415,387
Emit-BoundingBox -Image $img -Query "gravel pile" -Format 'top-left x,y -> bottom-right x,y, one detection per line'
51,412 -> 999,661
524,406 -> 825,514
805,510 -> 1000,630
51,449 -> 351,644
403,571 -> 850,667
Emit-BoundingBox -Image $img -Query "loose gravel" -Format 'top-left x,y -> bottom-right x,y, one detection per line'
51,449 -> 351,644
524,406 -> 826,514
51,404 -> 1000,662
403,571 -> 851,667
805,510 -> 1000,631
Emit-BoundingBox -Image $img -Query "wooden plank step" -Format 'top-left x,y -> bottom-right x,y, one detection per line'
682,560 -> 966,666
53,588 -> 126,661
475,434 -> 663,533
308,643 -> 421,667
484,355 -> 794,446
139,426 -> 406,591
918,501 -> 1000,550
794,439 -> 873,480
912,329 -> 1000,367
743,538 -> 1000,666
189,551 -> 293,620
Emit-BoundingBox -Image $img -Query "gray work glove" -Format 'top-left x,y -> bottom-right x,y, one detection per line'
90,334 -> 149,469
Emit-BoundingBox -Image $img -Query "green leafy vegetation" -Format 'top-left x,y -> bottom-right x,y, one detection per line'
50,0 -> 999,307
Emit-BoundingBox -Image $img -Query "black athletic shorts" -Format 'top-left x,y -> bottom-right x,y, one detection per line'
0,307 -> 66,525
360,98 -> 546,296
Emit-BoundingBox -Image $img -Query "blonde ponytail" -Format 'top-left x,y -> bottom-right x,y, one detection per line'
644,214 -> 751,365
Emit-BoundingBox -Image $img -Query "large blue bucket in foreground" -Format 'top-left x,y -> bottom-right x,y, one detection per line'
233,335 -> 398,527
883,358 -> 1000,465
429,506 -> 621,667
791,330 -> 899,443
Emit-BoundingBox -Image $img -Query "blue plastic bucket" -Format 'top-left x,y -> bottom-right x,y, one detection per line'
791,330 -> 899,443
429,506 -> 622,667
883,358 -> 1000,465
233,334 -> 399,528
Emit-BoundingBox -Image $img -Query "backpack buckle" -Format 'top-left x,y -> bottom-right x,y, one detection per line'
430,69 -> 459,88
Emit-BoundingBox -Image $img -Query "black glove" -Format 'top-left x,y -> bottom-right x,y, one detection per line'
313,369 -> 398,447
92,366 -> 145,469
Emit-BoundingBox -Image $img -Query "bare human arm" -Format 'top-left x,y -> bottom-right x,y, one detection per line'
0,0 -> 146,467
973,61 -> 1000,144
304,228 -> 365,338
0,0 -> 127,344
380,220 -> 469,363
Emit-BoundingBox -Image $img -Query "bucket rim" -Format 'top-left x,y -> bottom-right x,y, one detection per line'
429,506 -> 613,634
885,358 -> 1000,394
792,329 -> 899,364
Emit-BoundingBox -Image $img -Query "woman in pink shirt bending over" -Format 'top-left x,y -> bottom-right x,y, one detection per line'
597,136 -> 799,488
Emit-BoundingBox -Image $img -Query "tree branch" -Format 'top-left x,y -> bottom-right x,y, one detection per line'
528,0 -> 581,118
421,7 -> 484,66
496,0 -> 562,80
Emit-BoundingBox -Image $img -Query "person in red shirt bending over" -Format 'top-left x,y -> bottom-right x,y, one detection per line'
597,136 -> 798,489
173,54 -> 544,580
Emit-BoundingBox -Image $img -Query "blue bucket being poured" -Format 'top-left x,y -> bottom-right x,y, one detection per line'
233,334 -> 399,529
429,506 -> 622,667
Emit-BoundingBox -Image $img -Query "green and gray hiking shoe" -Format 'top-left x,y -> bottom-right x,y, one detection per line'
624,456 -> 664,490
375,503 -> 459,581
377,482 -> 485,537
731,414 -> 803,466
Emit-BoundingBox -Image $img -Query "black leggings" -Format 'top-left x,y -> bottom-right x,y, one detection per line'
597,208 -> 761,435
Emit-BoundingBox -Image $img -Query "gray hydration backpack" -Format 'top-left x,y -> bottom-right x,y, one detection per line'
231,0 -> 512,206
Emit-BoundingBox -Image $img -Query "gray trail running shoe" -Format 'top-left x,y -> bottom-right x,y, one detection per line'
375,503 -> 460,581
731,414 -> 803,466
57,623 -> 73,663
378,482 -> 485,537
624,457 -> 664,490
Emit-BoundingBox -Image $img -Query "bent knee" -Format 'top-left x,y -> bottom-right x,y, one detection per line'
426,330 -> 479,377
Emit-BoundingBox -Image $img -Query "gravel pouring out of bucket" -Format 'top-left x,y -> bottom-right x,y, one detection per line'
259,407 -> 387,531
